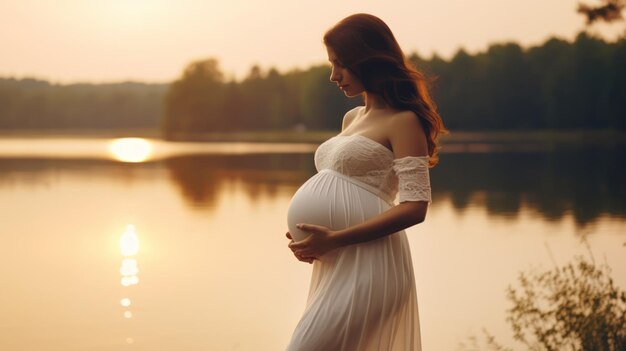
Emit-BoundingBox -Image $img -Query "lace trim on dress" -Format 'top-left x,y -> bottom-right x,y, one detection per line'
392,156 -> 432,203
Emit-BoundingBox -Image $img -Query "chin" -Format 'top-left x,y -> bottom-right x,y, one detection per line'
344,90 -> 362,98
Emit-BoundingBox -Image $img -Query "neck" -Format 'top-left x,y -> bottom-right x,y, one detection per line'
363,92 -> 388,111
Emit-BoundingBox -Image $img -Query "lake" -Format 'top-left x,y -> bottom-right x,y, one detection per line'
0,136 -> 624,350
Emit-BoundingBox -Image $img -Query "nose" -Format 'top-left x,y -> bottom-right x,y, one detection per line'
330,67 -> 341,83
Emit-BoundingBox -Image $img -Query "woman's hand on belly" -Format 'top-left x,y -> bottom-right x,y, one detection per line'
288,223 -> 339,260
286,232 -> 315,264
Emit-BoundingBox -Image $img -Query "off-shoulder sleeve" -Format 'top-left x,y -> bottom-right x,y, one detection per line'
392,156 -> 432,203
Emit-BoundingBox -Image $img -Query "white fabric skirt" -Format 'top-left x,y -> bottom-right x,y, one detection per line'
286,169 -> 421,351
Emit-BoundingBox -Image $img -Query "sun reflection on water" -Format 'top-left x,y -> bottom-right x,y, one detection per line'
120,225 -> 140,256
119,224 -> 140,344
109,138 -> 153,163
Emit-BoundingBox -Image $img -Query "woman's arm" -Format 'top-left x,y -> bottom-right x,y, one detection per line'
291,200 -> 427,257
289,110 -> 430,259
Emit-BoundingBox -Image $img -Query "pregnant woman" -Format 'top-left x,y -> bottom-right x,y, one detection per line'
285,13 -> 446,351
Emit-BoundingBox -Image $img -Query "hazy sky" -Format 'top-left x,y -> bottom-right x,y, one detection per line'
0,0 -> 622,83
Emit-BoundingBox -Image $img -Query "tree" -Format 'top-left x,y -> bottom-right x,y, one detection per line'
578,0 -> 626,39
162,58 -> 226,139
578,0 -> 625,25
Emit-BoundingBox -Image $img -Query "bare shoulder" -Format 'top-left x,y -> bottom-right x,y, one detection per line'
341,106 -> 363,131
388,110 -> 424,133
387,110 -> 428,157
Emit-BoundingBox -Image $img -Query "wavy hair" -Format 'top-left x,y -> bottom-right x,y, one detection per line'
324,13 -> 447,167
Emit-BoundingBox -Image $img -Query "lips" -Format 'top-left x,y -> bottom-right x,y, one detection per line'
339,84 -> 349,89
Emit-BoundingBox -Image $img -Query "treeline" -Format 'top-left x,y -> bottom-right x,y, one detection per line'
0,79 -> 167,131
0,31 -> 624,136
161,62 -> 356,138
425,32 -> 626,131
162,31 -> 625,138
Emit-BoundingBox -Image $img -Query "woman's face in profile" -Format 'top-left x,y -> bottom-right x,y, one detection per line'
326,46 -> 364,98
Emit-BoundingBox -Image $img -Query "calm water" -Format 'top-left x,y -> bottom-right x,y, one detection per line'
0,137 -> 624,351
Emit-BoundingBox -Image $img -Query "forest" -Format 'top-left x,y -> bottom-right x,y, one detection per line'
0,31 -> 624,138
0,79 -> 167,132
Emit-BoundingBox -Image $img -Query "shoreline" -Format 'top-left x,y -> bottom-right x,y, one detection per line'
0,128 -> 624,145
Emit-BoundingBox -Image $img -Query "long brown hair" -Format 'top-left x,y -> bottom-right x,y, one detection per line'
324,13 -> 447,167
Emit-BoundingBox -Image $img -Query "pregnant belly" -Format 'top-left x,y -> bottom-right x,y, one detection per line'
287,169 -> 389,242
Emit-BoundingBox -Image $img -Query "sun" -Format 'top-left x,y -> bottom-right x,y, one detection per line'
108,138 -> 153,163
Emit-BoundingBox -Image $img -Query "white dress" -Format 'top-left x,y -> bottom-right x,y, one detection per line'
286,134 -> 431,351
